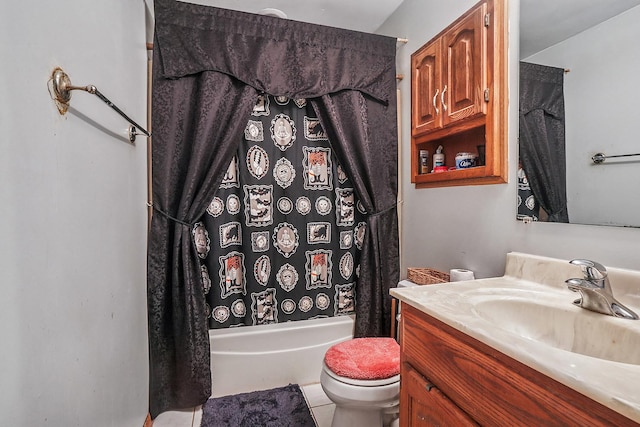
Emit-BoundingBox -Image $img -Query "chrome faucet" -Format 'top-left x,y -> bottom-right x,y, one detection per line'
565,259 -> 638,320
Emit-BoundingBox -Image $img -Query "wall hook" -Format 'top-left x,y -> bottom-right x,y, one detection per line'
48,67 -> 151,142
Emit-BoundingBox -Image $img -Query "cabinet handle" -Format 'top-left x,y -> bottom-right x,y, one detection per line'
426,382 -> 435,392
432,88 -> 440,115
441,85 -> 448,112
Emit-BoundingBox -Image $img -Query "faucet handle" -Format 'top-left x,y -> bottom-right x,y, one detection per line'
569,259 -> 608,280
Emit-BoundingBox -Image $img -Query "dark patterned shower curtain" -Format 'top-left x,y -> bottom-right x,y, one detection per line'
148,0 -> 399,418
200,94 -> 364,327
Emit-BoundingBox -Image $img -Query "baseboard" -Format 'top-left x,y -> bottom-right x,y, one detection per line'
143,413 -> 153,427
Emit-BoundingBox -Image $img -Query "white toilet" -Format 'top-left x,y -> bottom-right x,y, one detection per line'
320,337 -> 400,427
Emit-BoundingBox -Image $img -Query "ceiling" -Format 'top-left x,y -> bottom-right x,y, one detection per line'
520,0 -> 640,58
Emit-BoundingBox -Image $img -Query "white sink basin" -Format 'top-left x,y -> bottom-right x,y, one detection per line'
391,253 -> 640,422
471,296 -> 640,365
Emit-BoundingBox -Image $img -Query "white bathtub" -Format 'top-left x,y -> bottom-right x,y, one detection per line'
209,315 -> 355,397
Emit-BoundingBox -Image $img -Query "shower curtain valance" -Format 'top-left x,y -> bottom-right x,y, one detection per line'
519,63 -> 565,119
149,0 -> 399,419
154,0 -> 396,103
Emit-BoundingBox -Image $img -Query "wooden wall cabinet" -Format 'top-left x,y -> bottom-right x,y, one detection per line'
410,0 -> 507,188
412,3 -> 486,134
399,304 -> 638,426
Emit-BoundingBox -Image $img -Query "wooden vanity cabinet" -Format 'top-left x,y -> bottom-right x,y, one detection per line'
410,0 -> 507,188
399,304 -> 638,426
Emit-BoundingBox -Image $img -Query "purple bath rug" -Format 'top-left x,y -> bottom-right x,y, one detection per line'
200,383 -> 316,427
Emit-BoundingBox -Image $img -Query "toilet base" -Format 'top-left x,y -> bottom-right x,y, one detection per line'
331,403 -> 399,427
320,365 -> 399,427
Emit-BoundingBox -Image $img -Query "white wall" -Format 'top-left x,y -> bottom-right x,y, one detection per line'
378,0 -> 640,279
524,5 -> 640,227
0,1 -> 149,426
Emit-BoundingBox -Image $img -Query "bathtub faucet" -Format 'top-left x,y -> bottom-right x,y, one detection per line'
565,259 -> 638,320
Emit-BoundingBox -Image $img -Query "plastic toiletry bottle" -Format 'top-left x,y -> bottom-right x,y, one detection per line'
419,150 -> 429,174
433,145 -> 445,169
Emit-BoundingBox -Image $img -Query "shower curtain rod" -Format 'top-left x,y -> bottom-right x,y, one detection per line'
49,67 -> 151,143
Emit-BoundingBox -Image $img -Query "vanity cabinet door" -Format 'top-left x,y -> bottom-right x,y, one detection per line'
401,362 -> 478,427
441,2 -> 487,127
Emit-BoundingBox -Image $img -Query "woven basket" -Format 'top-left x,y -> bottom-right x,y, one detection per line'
407,268 -> 450,285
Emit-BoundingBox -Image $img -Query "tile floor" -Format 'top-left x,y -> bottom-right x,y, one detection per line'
152,383 -> 335,427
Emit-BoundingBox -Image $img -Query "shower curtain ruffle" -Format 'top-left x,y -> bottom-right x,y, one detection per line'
149,0 -> 399,418
153,0 -> 396,103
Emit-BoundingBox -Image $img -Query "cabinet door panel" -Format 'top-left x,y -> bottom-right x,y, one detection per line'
442,4 -> 486,126
412,41 -> 441,135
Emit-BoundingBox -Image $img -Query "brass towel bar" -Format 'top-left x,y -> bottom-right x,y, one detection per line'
48,67 -> 151,143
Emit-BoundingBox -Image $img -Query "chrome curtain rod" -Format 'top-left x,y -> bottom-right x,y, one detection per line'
49,67 -> 151,142
592,152 -> 640,164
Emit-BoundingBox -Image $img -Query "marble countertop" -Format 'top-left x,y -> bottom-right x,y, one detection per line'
391,252 -> 640,423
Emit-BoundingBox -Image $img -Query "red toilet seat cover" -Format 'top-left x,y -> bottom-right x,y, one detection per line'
324,337 -> 400,380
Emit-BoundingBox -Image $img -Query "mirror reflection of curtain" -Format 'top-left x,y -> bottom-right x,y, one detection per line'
517,161 -> 540,221
148,0 -> 399,418
519,62 -> 569,223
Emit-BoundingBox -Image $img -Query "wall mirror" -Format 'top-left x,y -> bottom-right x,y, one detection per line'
518,0 -> 640,227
